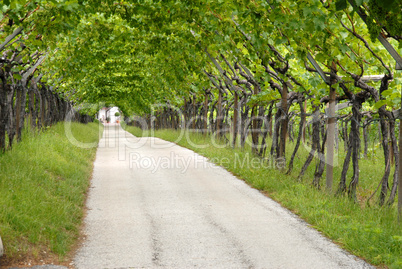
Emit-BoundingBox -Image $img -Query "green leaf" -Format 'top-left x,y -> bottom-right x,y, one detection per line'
275,38 -> 287,45
13,73 -> 22,80
339,31 -> 348,39
314,17 -> 326,31
335,0 -> 348,10
303,6 -> 312,17
355,0 -> 363,6
374,100 -> 387,109
381,89 -> 393,97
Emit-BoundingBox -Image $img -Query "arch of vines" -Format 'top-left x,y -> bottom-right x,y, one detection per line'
1,0 -> 402,214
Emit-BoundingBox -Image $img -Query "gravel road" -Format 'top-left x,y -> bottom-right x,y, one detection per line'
73,124 -> 373,269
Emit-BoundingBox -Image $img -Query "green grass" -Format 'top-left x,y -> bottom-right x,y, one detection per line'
0,121 -> 102,262
124,126 -> 402,269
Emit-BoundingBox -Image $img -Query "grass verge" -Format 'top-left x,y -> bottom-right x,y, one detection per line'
0,121 -> 102,267
124,126 -> 401,269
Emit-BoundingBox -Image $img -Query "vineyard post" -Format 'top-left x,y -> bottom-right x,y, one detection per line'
278,83 -> 288,161
217,90 -> 222,137
232,91 -> 238,148
326,84 -> 336,192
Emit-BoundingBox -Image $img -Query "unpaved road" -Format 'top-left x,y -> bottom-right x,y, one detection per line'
73,124 -> 373,269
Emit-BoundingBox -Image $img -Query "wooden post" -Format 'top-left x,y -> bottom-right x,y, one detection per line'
251,105 -> 258,153
217,90 -> 222,136
29,88 -> 35,128
326,85 -> 336,192
41,90 -> 46,127
232,91 -> 238,148
183,99 -> 187,129
279,83 -> 288,159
